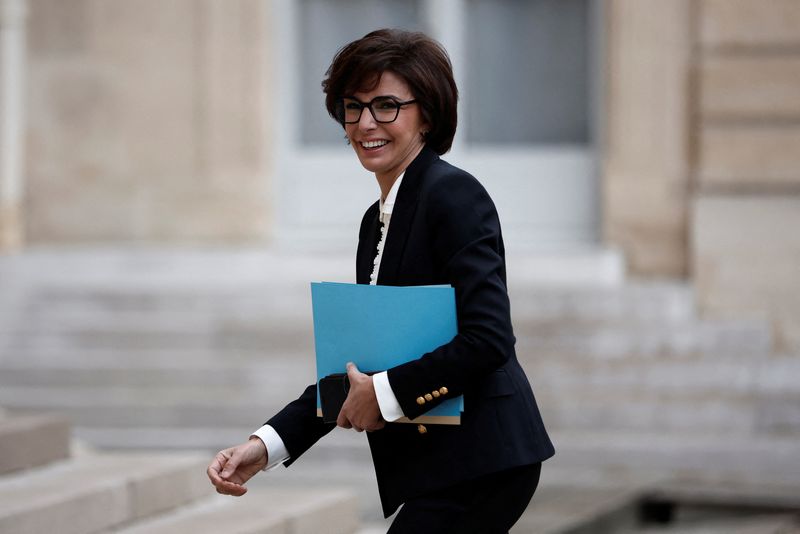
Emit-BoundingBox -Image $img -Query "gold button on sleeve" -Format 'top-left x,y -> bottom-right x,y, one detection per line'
439,387 -> 449,396
417,424 -> 427,434
424,393 -> 433,402
432,390 -> 440,398
416,396 -> 426,405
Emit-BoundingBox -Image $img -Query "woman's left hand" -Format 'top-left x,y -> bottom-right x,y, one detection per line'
337,362 -> 386,432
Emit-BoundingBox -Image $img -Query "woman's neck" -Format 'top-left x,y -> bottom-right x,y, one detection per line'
376,172 -> 400,202
375,144 -> 424,201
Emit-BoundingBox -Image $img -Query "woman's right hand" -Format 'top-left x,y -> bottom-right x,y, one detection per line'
207,436 -> 268,496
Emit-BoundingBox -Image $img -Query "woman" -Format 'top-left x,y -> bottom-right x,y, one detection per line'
208,29 -> 554,533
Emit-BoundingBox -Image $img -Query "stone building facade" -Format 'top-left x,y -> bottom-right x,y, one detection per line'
1,0 -> 799,352
605,0 -> 800,352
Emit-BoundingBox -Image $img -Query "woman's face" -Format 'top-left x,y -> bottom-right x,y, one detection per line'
345,71 -> 428,182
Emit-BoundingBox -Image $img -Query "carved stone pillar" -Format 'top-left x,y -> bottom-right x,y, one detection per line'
0,0 -> 27,251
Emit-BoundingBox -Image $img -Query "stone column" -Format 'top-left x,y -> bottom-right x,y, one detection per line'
692,0 -> 800,352
0,0 -> 27,251
602,0 -> 692,276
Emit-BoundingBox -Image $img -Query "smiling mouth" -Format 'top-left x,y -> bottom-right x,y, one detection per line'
360,140 -> 389,149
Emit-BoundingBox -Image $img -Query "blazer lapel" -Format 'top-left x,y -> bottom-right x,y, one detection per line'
377,148 -> 439,286
356,202 -> 381,284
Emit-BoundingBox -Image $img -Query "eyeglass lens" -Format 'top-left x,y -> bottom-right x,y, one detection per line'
341,97 -> 402,124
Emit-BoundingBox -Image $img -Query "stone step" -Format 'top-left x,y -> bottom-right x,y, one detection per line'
4,323 -> 314,353
3,287 -> 306,333
9,281 -> 694,328
0,347 -> 312,367
536,390 -> 780,434
7,357 -> 759,396
57,396 -> 783,449
0,248 -> 356,289
0,383 -> 769,435
0,452 -> 209,534
113,487 -> 359,534
548,430 -> 800,488
41,371 -> 797,447
0,388 -> 294,428
509,281 -> 695,324
1,350 -> 784,395
7,306 -> 310,329
74,426 -> 268,451
512,484 -> 643,533
3,354 -> 795,449
591,487 -> 800,534
3,314 -> 770,365
516,316 -> 772,358
355,524 -> 390,534
0,363 -> 313,388
523,354 -> 800,396
0,247 -> 627,290
3,351 -> 790,396
10,353 -> 791,393
72,418 -> 376,452
526,354 -> 800,434
0,412 -> 71,474
646,479 -> 800,516
631,515 -> 800,534
0,374 -> 764,412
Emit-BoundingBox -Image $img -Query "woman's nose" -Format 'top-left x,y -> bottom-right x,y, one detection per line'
358,106 -> 377,130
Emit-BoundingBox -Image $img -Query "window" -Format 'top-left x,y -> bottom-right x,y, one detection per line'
270,0 -> 599,251
299,1 -> 423,145
465,0 -> 590,145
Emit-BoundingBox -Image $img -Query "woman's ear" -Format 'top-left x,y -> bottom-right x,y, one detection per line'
421,118 -> 431,139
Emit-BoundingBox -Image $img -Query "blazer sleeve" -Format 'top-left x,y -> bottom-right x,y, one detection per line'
386,169 -> 516,419
265,384 -> 335,466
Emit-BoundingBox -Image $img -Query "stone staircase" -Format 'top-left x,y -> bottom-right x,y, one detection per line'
512,472 -> 800,534
0,250 -> 782,445
512,282 -> 782,434
2,247 -> 800,532
0,409 -> 70,475
0,409 -> 360,533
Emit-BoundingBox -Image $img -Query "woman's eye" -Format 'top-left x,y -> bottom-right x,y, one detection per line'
344,102 -> 361,110
375,100 -> 397,110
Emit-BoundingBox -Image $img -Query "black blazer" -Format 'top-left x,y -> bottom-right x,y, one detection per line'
268,147 -> 555,517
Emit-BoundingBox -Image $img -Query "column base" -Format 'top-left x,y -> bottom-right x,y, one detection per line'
0,202 -> 23,251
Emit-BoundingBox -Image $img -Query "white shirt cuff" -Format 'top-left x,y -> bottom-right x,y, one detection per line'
251,424 -> 290,471
373,371 -> 405,422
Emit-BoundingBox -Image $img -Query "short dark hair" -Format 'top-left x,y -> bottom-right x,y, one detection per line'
322,28 -> 459,155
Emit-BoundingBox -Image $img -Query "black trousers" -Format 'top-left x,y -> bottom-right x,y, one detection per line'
387,463 -> 542,534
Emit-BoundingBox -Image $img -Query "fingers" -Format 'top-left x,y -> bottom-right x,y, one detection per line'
337,407 -> 374,432
337,407 -> 352,429
207,451 -> 229,480
337,401 -> 362,431
369,419 -> 386,431
338,366 -> 384,433
207,448 -> 248,497
215,479 -> 248,496
220,453 -> 239,479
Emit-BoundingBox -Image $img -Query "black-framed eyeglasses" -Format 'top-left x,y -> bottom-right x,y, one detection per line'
335,96 -> 418,124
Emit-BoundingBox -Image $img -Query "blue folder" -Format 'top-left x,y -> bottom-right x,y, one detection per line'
311,281 -> 462,425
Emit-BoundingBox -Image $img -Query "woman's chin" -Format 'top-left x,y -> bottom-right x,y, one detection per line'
355,153 -> 388,174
